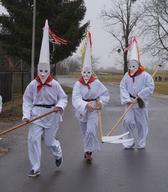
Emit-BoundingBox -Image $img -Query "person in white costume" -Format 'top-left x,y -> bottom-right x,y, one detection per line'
22,20 -> 68,177
72,32 -> 110,163
120,36 -> 154,150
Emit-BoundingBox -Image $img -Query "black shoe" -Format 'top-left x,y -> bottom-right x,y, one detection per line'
124,147 -> 135,150
84,152 -> 92,163
55,157 -> 63,167
28,170 -> 40,177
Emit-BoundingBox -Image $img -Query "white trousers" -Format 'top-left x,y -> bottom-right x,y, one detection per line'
122,107 -> 149,148
79,112 -> 100,153
28,123 -> 62,172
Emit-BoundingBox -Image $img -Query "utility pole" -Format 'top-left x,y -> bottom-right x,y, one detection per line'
31,0 -> 36,80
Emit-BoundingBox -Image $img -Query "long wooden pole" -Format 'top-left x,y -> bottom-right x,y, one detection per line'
107,97 -> 138,136
95,99 -> 103,142
97,110 -> 103,142
107,64 -> 161,136
97,109 -> 103,143
0,109 -> 56,137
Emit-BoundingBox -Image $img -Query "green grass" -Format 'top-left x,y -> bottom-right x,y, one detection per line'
154,82 -> 168,95
62,85 -> 72,95
0,95 -> 22,122
96,73 -> 122,84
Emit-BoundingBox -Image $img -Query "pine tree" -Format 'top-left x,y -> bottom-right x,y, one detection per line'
0,0 -> 88,70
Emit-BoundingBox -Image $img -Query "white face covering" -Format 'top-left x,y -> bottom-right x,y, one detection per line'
81,66 -> 92,83
38,63 -> 50,84
128,60 -> 139,76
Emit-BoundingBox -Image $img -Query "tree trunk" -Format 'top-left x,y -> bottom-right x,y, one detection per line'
123,51 -> 128,74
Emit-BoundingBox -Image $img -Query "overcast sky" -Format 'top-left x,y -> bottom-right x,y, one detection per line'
80,0 -> 167,70
0,1 -> 155,70
1,1 -> 117,69
77,0 -> 121,69
1,1 -> 167,70
0,4 -> 6,14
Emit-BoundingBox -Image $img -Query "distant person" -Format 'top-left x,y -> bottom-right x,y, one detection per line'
22,20 -> 68,177
120,36 -> 154,150
72,32 -> 110,163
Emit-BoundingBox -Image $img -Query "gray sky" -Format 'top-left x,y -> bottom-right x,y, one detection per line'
81,0 -> 168,70
76,0 -> 121,69
0,1 -> 151,70
0,4 -> 7,14
1,1 -> 166,70
1,1 -> 117,69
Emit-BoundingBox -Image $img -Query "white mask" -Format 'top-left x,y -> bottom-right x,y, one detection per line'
81,66 -> 92,83
128,60 -> 139,76
38,63 -> 50,84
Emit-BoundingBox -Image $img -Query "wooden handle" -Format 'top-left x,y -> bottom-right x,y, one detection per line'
151,65 -> 161,78
0,109 -> 56,136
107,98 -> 137,136
97,109 -> 103,142
96,99 -> 103,142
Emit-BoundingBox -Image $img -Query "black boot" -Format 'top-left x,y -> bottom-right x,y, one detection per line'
84,152 -> 92,163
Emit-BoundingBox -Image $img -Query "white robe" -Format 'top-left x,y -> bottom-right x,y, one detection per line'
23,79 -> 68,171
120,71 -> 154,148
72,79 -> 110,152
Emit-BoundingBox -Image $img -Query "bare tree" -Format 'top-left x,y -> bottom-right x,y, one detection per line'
61,56 -> 81,73
141,0 -> 168,67
101,0 -> 144,73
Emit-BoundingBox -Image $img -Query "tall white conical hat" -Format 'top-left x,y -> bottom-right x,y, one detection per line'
81,31 -> 92,70
38,19 -> 50,65
129,36 -> 140,63
37,19 -> 51,84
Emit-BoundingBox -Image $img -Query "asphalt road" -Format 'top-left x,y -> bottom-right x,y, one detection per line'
0,77 -> 168,192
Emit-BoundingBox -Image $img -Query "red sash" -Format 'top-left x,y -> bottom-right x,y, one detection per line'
35,75 -> 53,92
79,75 -> 97,89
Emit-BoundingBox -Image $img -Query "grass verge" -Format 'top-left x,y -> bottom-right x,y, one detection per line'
154,82 -> 168,95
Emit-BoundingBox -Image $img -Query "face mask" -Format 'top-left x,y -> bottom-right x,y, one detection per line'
81,67 -> 92,83
128,60 -> 139,76
38,63 -> 50,84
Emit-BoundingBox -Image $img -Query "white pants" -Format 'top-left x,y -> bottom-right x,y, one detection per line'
79,112 -> 100,153
28,123 -> 62,172
122,107 -> 149,148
